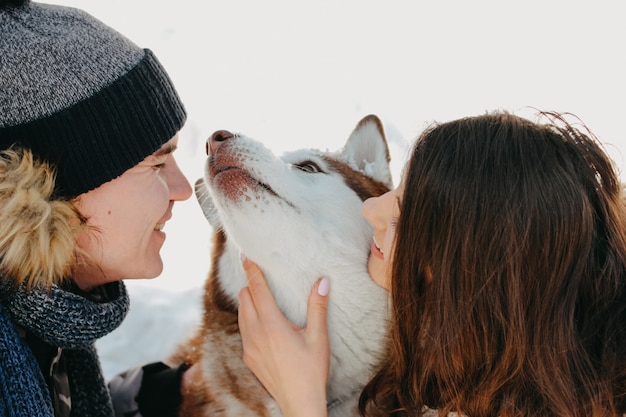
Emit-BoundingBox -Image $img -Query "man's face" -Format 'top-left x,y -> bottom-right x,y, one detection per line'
72,135 -> 192,291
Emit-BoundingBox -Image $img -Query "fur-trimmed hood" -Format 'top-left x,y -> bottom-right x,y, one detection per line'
0,148 -> 82,289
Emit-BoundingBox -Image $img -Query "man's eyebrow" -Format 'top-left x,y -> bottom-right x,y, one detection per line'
153,143 -> 178,157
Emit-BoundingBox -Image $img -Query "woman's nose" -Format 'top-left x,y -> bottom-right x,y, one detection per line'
361,196 -> 381,228
361,191 -> 393,230
206,130 -> 234,155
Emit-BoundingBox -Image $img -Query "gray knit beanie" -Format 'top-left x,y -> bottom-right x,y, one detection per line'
0,0 -> 186,198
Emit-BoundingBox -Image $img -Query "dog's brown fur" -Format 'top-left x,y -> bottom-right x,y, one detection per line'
172,229 -> 281,416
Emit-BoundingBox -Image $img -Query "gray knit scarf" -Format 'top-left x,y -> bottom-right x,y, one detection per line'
0,279 -> 129,417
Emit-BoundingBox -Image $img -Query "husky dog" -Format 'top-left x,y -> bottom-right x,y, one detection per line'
174,115 -> 392,417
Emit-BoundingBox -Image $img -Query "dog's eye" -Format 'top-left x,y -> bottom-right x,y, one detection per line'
293,161 -> 322,173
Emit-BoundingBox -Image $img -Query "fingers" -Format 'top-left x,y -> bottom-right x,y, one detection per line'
240,257 -> 282,318
238,285 -> 257,330
238,256 -> 331,339
306,277 -> 331,340
237,256 -> 331,415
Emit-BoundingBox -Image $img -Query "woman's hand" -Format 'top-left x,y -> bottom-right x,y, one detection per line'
238,257 -> 331,417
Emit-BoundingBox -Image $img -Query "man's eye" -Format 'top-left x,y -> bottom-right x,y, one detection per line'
294,161 -> 322,173
153,163 -> 166,169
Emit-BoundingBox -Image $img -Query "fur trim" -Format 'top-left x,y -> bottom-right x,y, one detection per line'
0,148 -> 82,289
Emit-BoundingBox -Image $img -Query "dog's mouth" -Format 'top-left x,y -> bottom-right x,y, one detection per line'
214,165 -> 279,198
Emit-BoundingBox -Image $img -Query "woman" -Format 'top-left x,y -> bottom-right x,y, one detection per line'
238,111 -> 626,416
1,1 -> 192,416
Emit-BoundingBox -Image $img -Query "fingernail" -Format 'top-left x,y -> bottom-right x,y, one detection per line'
317,277 -> 330,296
240,252 -> 247,262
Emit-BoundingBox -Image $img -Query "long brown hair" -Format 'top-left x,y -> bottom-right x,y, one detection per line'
359,111 -> 626,416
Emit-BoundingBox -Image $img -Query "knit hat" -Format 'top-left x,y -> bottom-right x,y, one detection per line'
0,0 -> 186,198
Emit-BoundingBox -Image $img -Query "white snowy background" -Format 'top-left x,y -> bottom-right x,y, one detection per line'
46,0 -> 625,380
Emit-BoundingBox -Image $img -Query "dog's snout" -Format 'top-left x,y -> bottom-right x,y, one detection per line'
206,130 -> 234,155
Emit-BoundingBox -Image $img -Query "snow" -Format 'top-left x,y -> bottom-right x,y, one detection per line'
41,0 -> 626,380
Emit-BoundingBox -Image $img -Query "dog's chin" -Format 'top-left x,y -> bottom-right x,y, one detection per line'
212,167 -> 278,203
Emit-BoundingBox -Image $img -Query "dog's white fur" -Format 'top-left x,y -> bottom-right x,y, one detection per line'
174,115 -> 392,416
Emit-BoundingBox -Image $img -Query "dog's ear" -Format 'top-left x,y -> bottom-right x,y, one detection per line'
340,115 -> 393,189
194,178 -> 222,228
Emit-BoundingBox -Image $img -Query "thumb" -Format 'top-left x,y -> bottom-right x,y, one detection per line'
306,277 -> 330,338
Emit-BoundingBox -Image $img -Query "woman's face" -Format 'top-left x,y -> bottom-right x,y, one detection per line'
361,185 -> 401,290
72,135 -> 192,291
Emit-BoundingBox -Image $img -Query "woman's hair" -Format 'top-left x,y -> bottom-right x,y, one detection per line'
359,111 -> 626,416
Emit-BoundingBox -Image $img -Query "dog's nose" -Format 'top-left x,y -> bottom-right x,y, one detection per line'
206,130 -> 234,155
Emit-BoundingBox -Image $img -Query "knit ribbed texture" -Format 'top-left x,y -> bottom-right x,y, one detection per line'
0,2 -> 144,125
0,280 -> 130,417
0,1 -> 186,198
